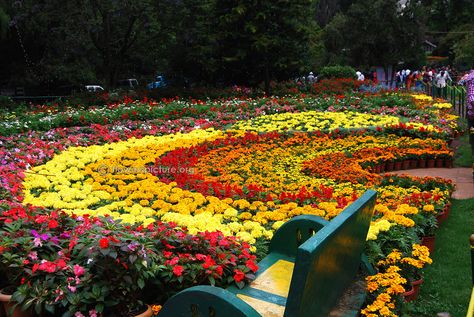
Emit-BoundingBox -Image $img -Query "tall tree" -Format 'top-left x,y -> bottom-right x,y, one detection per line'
323,0 -> 425,81
216,0 -> 319,93
5,0 -> 161,88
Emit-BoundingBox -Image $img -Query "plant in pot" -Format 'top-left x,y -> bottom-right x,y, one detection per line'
63,216 -> 159,317
0,207 -> 157,317
0,204 -> 79,317
376,244 -> 432,301
143,223 -> 259,305
413,212 -> 437,237
361,265 -> 406,316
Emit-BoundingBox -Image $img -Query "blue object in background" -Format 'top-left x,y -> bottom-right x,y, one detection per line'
147,75 -> 167,90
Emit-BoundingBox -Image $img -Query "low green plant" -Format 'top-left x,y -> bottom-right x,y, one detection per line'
319,65 -> 357,79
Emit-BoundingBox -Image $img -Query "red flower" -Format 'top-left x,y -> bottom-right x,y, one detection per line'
39,261 -> 57,273
56,259 -> 67,270
233,269 -> 245,283
169,257 -> 179,266
99,237 -> 109,249
245,260 -> 258,273
202,255 -> 215,269
48,219 -> 58,229
173,265 -> 184,277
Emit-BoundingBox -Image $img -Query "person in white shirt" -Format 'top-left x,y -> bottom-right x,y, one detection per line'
307,72 -> 316,83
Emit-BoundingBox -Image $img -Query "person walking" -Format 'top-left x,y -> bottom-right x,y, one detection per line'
307,72 -> 316,84
435,70 -> 449,98
464,69 -> 474,156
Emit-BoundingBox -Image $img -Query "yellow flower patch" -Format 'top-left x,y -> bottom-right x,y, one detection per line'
230,110 -> 400,133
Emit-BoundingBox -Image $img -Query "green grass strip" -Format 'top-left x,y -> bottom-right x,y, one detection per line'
406,198 -> 474,316
454,133 -> 473,167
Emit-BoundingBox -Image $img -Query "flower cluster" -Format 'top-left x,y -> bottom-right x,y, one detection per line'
0,204 -> 257,316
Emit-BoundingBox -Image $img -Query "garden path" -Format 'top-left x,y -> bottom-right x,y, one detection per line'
392,168 -> 474,199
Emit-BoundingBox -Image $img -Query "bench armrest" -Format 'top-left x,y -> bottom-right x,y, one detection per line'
270,214 -> 329,257
158,285 -> 261,317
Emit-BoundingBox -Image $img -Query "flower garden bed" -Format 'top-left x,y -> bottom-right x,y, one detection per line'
0,84 -> 461,316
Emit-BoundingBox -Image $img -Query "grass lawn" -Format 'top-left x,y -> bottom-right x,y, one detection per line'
454,133 -> 473,167
405,198 -> 474,317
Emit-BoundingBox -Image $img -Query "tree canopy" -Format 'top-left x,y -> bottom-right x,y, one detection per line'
0,0 -> 472,92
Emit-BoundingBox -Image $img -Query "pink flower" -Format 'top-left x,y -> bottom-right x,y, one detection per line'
73,265 -> 85,277
68,285 -> 77,293
89,309 -> 98,317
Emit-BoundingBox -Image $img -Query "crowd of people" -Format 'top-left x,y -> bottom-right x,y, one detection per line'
393,66 -> 463,90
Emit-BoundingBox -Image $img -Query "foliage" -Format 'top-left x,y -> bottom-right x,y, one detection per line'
318,65 -> 356,79
0,204 -> 258,316
322,0 -> 425,70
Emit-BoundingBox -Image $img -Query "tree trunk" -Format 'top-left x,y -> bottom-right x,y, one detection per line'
264,57 -> 270,96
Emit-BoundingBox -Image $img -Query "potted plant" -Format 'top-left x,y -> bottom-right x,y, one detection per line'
376,244 -> 432,302
144,224 -> 259,305
0,204 -> 79,317
412,213 -> 437,254
0,204 -> 258,317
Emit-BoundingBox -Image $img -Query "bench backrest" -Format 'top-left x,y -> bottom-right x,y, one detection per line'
284,189 -> 377,317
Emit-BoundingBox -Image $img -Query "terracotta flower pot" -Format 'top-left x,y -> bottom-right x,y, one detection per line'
436,211 -> 446,225
403,284 -> 417,302
421,236 -> 435,254
444,203 -> 451,216
435,158 -> 444,168
427,159 -> 435,168
411,278 -> 423,300
444,159 -> 453,168
394,161 -> 402,171
418,159 -> 426,168
0,289 -> 32,317
402,160 -> 410,170
409,160 -> 418,169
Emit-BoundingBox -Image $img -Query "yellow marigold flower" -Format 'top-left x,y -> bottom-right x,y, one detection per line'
423,204 -> 435,212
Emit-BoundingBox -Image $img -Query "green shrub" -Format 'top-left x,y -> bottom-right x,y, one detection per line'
319,65 -> 356,79
0,95 -> 17,111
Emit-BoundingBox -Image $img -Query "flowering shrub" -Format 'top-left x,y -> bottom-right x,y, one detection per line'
0,204 -> 257,316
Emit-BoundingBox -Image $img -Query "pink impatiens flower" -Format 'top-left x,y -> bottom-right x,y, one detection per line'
73,264 -> 85,277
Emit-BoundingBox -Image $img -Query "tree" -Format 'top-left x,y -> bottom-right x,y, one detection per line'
453,27 -> 474,69
323,0 -> 425,83
4,0 -> 161,88
0,1 -> 9,39
216,0 -> 319,93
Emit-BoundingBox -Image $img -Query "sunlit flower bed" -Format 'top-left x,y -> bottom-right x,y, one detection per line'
0,92 -> 459,316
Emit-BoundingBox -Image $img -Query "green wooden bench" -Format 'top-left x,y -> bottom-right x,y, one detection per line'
157,189 -> 377,317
